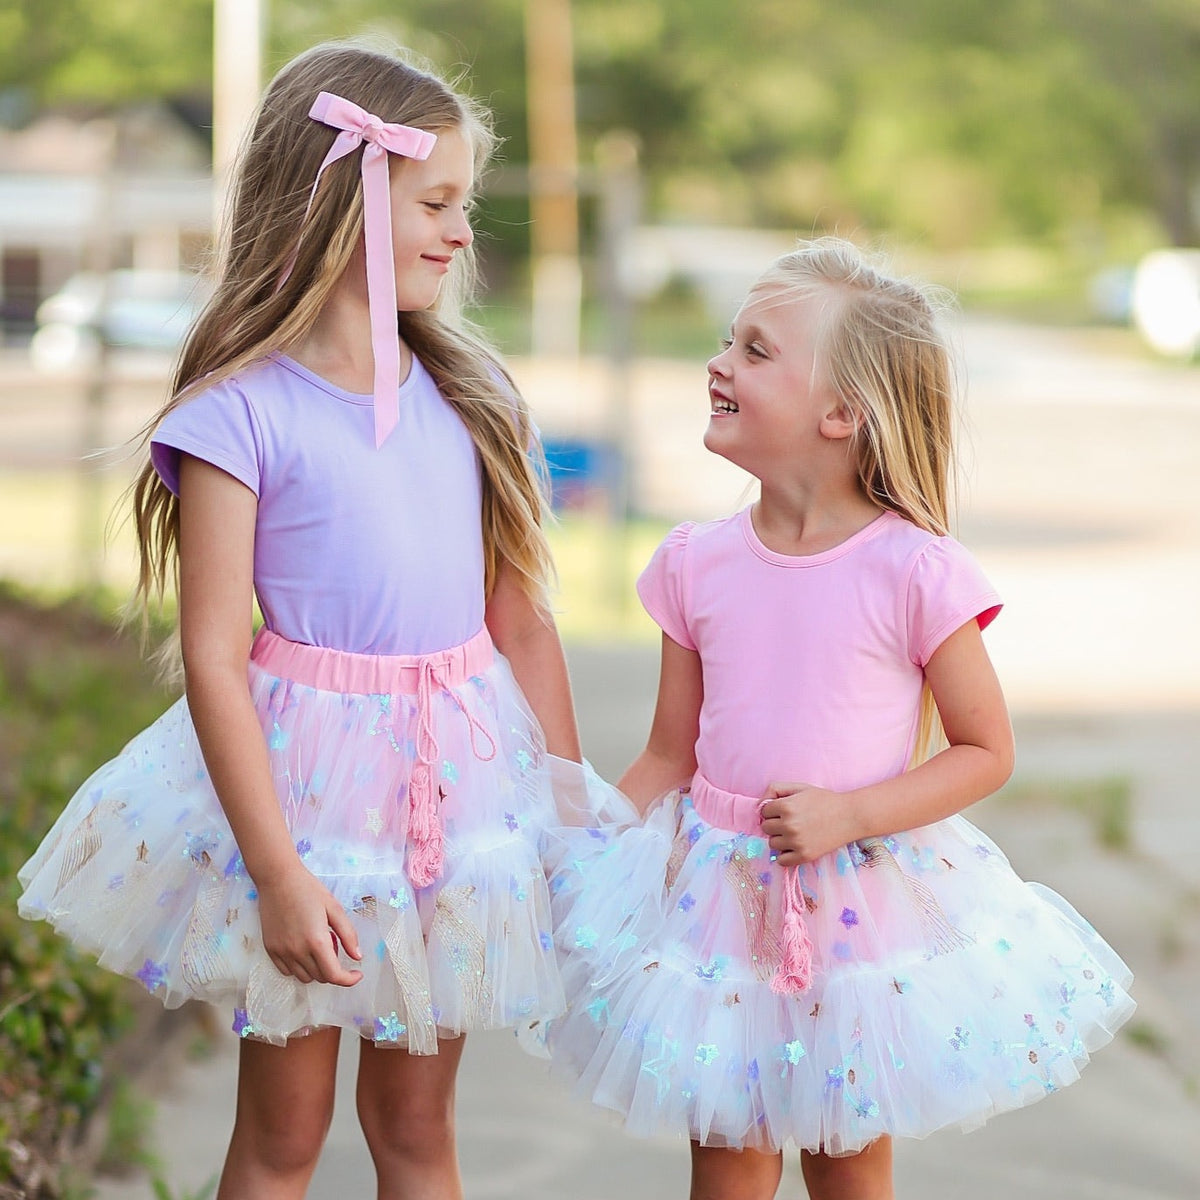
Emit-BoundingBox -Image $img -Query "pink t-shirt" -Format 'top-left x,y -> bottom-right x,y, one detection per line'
637,508 -> 1001,799
151,353 -> 485,656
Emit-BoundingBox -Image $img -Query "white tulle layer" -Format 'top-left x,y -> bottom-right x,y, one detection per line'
543,791 -> 1135,1153
18,654 -> 632,1054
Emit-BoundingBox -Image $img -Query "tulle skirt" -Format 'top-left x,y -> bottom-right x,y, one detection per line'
18,627 -> 631,1053
543,777 -> 1136,1154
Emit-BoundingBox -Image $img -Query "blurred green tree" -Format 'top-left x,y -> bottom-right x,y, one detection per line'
3,0 -> 1197,248
1056,0 -> 1200,245
0,0 -> 211,101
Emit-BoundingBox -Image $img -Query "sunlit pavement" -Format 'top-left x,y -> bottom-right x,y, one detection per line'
6,319 -> 1197,1197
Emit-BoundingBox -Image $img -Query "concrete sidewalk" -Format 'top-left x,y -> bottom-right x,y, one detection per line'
92,646 -> 1200,1200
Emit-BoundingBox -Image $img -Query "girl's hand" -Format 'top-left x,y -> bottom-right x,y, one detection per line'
760,782 -> 854,867
761,626 -> 1015,868
255,864 -> 364,987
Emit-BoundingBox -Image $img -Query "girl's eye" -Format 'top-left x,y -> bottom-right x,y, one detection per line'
746,343 -> 766,358
719,337 -> 733,350
423,201 -> 448,212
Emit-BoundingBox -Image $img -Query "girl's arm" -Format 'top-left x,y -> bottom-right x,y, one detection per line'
178,455 -> 362,986
761,619 -> 1014,865
485,560 -> 582,763
618,632 -> 703,813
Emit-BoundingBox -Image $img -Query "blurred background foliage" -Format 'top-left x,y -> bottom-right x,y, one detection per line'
2,0 -> 1197,255
0,585 -> 168,1195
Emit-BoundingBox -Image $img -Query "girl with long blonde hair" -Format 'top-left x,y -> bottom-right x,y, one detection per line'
19,41 -> 620,1199
543,238 -> 1133,1200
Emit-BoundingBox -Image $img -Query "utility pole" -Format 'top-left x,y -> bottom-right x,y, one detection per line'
524,0 -> 581,358
77,120 -> 118,591
595,132 -> 640,614
213,0 -> 264,228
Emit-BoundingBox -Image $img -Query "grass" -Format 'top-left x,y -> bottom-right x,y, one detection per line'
997,775 -> 1135,853
546,512 -> 669,642
96,1077 -> 158,1177
0,467 -> 671,642
0,469 -> 139,593
1122,1019 -> 1171,1059
149,1174 -> 218,1200
1157,888 -> 1200,964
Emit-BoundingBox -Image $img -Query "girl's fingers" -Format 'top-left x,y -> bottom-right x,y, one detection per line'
289,959 -> 316,985
764,782 -> 800,800
326,902 -> 363,962
310,939 -> 364,988
267,951 -> 292,978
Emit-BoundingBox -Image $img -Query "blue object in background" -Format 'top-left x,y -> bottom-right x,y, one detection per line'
541,437 -> 620,511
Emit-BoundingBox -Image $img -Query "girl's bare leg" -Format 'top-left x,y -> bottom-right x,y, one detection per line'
357,1033 -> 467,1200
690,1142 -> 784,1200
217,1026 -> 341,1200
800,1137 -> 894,1200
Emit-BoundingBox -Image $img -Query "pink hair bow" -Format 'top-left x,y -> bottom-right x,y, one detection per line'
305,91 -> 438,448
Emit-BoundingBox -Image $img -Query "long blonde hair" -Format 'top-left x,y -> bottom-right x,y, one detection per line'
130,42 -> 552,633
756,238 -> 958,758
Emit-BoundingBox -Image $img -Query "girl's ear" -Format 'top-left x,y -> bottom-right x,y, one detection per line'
819,399 -> 861,441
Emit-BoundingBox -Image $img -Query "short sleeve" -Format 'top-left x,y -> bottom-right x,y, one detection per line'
150,380 -> 263,497
906,537 -> 1002,667
636,523 -> 696,650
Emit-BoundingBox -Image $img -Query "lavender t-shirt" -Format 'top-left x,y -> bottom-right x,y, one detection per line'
151,353 -> 485,656
637,508 -> 1002,800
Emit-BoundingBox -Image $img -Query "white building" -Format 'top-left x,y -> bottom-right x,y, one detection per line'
0,105 -> 212,337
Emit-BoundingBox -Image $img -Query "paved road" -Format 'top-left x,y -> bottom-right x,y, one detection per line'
5,319 -> 1197,1197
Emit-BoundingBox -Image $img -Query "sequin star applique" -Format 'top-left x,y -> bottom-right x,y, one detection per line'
374,1012 -> 407,1043
136,959 -> 168,993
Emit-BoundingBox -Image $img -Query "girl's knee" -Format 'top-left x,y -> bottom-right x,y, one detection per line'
230,1034 -> 338,1177
356,1038 -> 462,1165
230,1100 -> 333,1176
359,1099 -> 455,1164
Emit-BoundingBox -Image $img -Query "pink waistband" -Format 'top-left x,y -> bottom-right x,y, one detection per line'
689,772 -> 763,835
252,626 -> 497,891
250,626 -> 494,695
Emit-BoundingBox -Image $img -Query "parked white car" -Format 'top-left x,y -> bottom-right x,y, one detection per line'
31,269 -> 208,371
1130,249 -> 1200,360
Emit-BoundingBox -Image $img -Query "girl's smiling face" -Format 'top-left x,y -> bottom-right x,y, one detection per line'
703,286 -> 839,478
387,125 -> 475,311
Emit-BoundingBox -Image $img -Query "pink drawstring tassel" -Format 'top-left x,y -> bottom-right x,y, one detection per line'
403,656 -> 496,890
406,662 -> 445,888
772,866 -> 814,995
406,785 -> 444,888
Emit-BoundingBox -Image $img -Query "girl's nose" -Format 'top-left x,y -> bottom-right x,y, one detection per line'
448,207 -> 473,248
707,347 -> 730,377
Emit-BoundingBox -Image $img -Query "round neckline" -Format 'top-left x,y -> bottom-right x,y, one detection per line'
740,505 -> 895,567
272,351 -> 420,405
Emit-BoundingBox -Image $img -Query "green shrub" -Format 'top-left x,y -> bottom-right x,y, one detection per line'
0,584 -> 169,1195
